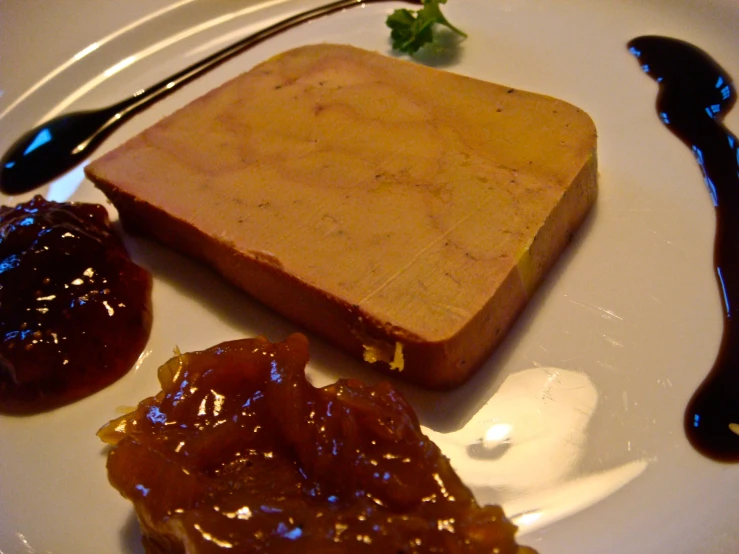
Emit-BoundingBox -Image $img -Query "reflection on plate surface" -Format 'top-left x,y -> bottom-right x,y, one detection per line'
1,0 -> 739,553
426,367 -> 648,534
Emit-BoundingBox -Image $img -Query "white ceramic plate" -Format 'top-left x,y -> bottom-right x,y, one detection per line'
2,0 -> 739,552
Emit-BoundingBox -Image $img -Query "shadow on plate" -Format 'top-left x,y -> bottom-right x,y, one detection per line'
120,510 -> 145,554
115,200 -> 598,435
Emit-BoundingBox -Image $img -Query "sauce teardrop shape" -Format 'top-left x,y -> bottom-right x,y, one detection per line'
0,0 -> 420,195
629,35 -> 739,461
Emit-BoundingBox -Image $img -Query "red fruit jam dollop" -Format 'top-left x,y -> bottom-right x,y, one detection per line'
0,195 -> 152,413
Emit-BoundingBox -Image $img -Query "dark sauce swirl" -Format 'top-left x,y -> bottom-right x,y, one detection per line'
0,196 -> 152,414
0,0 -> 422,195
628,36 -> 739,461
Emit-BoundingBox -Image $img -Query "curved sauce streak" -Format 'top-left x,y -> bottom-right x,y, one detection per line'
0,196 -> 152,414
0,0 -> 421,195
628,36 -> 739,461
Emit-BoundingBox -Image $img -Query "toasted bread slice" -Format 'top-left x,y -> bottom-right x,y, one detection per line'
86,44 -> 597,389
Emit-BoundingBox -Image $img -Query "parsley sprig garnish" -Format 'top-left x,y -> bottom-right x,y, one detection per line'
386,0 -> 467,55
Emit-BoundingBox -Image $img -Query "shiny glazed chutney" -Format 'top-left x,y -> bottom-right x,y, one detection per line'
98,334 -> 533,553
0,196 -> 152,413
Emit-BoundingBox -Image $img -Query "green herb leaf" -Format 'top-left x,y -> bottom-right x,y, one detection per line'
386,0 -> 467,55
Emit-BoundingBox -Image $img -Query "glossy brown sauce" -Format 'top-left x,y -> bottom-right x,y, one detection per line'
0,196 -> 152,413
98,334 -> 532,553
628,36 -> 739,461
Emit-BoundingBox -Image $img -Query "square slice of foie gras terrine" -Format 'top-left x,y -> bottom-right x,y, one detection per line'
85,43 -> 597,389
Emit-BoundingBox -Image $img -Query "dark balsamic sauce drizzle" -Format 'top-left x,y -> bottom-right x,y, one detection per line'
628,36 -> 739,462
0,0 -> 420,195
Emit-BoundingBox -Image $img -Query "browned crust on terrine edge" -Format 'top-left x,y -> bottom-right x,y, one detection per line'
88,147 -> 596,390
